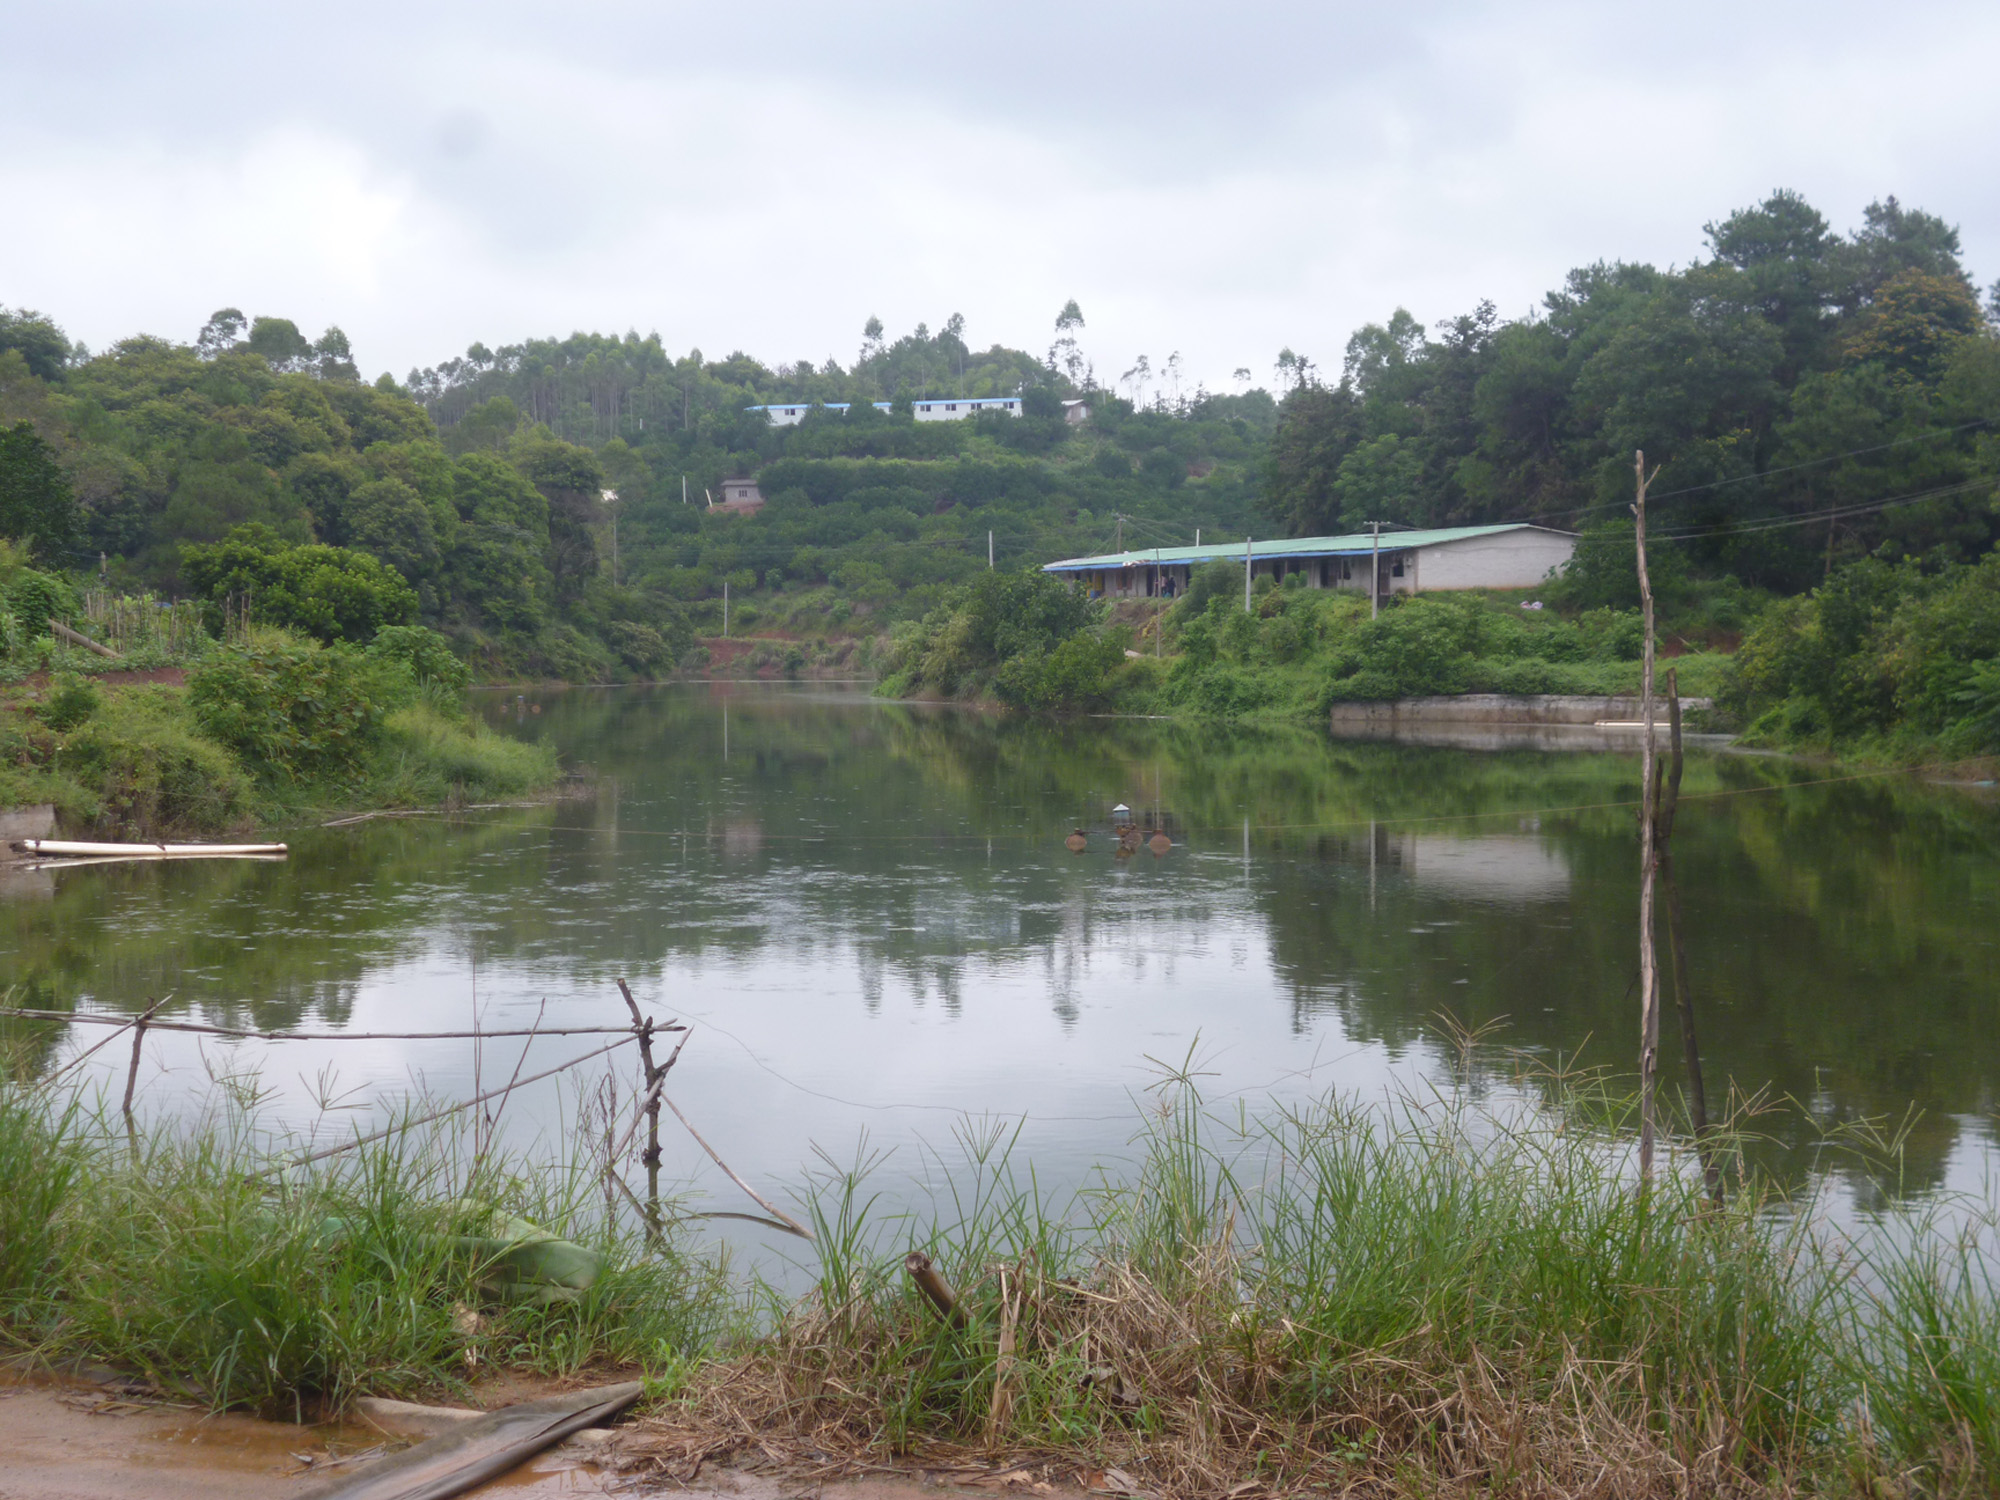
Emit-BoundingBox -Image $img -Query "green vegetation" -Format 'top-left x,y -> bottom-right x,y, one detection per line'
0,1080 -> 727,1415
0,618 -> 554,836
4,1044 -> 1996,1494
1263,193 -> 1999,593
4,185 -> 1998,748
885,566 -> 1733,724
1729,550 -> 2000,760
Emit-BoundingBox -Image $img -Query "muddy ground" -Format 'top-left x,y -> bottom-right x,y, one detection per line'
0,1369 -> 1026,1500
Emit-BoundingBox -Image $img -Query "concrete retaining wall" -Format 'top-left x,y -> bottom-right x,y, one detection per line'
1330,694 -> 1714,729
0,804 -> 55,841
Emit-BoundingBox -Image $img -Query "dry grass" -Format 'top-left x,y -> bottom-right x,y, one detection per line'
611,1059 -> 1893,1499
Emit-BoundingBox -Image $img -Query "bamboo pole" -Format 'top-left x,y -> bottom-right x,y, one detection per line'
0,1008 -> 662,1043
48,618 -> 120,659
1634,450 -> 1660,1186
905,1250 -> 966,1328
615,978 -> 666,1228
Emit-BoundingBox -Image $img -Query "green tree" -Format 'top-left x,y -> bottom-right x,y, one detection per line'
182,525 -> 419,643
0,308 -> 71,382
346,477 -> 442,585
246,317 -> 316,373
0,422 -> 80,559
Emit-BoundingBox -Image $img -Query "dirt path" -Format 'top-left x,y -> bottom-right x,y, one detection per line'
0,1374 -> 997,1500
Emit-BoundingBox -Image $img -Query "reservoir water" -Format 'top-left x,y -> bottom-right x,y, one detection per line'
6,683 -> 1998,1252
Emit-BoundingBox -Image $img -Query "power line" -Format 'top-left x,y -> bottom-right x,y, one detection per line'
1536,418 -> 1997,526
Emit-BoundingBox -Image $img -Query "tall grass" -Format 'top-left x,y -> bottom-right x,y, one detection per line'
0,1076 -> 732,1417
7,1045 -> 2000,1493
622,1060 -> 2000,1498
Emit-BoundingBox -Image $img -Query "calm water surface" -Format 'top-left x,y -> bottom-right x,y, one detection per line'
6,683 -> 1998,1250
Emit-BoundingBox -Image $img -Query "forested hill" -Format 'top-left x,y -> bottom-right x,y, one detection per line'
0,302 -> 1270,678
0,189 -> 1994,691
1266,193 -> 2000,594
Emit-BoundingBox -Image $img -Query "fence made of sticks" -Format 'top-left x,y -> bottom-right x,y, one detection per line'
0,980 -> 810,1241
76,589 -> 209,657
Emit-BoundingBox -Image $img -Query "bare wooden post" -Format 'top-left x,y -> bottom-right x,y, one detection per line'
1634,450 -> 1661,1186
1654,668 -> 1721,1206
121,997 -> 165,1158
616,978 -> 665,1239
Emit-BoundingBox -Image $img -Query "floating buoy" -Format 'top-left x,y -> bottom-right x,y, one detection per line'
1065,830 -> 1088,853
1149,832 -> 1171,856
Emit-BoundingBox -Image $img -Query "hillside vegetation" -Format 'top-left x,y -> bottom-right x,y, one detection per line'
0,190 -> 1996,760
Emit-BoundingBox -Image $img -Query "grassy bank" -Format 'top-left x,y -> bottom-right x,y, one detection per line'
0,626 -> 557,838
0,1077 -> 729,1416
3,1045 -> 1996,1494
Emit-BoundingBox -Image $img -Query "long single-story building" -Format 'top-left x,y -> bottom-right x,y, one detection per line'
1041,523 -> 1576,601
747,397 -> 1022,427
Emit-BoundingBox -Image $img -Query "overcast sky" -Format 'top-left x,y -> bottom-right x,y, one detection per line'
5,1 -> 1996,391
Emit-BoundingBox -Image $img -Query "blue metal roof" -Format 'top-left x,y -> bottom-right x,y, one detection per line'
1041,524 -> 1568,572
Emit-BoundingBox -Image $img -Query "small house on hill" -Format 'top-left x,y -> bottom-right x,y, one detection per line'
1042,524 -> 1576,601
715,479 -> 765,514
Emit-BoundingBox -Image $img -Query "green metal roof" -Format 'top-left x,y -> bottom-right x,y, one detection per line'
1041,524 -> 1567,573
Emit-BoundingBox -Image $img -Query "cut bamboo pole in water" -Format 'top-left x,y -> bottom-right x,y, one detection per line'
1633,449 -> 1661,1186
11,839 -> 288,858
906,1250 -> 967,1328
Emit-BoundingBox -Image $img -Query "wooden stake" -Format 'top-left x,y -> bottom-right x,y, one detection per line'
1634,450 -> 1660,1186
615,978 -> 666,1231
1654,667 -> 1722,1206
121,997 -> 166,1157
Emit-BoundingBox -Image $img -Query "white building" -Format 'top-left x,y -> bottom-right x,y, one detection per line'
745,398 -> 1023,428
1043,524 -> 1576,601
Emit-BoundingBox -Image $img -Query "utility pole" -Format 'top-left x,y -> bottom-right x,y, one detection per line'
681,474 -> 688,505
1370,521 -> 1382,619
1115,514 -> 1123,552
988,530 -> 994,569
723,579 -> 730,640
1244,536 -> 1253,612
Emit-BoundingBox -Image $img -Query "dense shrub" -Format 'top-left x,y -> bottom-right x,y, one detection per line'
1731,553 -> 2000,750
365,624 -> 471,703
183,524 -> 419,644
53,687 -> 251,834
886,571 -> 1103,700
187,632 -> 396,782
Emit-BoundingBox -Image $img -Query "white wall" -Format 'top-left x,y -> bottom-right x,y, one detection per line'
913,399 -> 1021,423
1414,530 -> 1574,592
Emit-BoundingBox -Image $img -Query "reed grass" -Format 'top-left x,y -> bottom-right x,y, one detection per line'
621,1056 -> 2000,1499
6,1040 -> 1999,1495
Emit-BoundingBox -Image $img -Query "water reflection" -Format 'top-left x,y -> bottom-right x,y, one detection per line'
3,684 -> 1997,1212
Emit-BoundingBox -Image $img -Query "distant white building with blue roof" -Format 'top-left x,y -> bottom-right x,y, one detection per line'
746,397 -> 1023,427
1043,524 -> 1576,602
